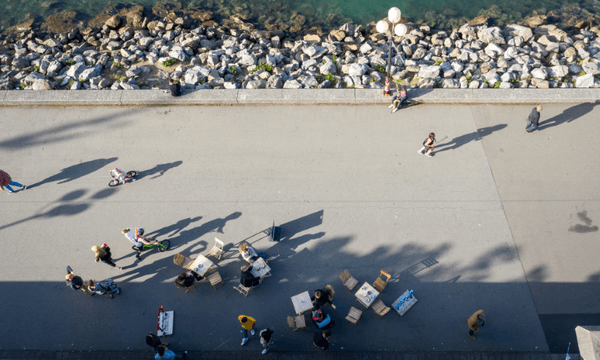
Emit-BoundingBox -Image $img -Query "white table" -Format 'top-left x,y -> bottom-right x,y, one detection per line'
291,291 -> 313,315
250,258 -> 272,278
188,254 -> 214,277
355,282 -> 380,308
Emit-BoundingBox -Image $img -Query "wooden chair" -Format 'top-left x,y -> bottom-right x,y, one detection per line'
233,284 -> 251,297
373,270 -> 391,292
207,271 -> 223,290
372,300 -> 391,317
173,253 -> 194,269
287,314 -> 306,331
208,238 -> 225,261
346,306 -> 362,325
340,270 -> 358,291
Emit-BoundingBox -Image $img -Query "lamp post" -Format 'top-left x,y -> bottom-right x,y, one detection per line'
377,7 -> 407,79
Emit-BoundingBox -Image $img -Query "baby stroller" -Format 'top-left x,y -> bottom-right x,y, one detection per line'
93,278 -> 121,298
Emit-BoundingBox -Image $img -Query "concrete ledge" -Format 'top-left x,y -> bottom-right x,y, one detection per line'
3,90 -> 122,106
0,89 -> 598,106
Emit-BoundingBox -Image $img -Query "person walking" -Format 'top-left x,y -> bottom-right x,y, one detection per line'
389,86 -> 408,113
526,105 -> 543,133
92,244 -> 121,269
155,345 -> 187,359
65,270 -> 84,291
238,315 -> 256,346
418,132 -> 436,157
312,330 -> 330,350
467,309 -> 486,340
0,169 -> 26,194
259,328 -> 274,354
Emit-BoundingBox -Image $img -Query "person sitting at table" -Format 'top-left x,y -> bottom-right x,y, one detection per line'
174,270 -> 203,292
240,265 -> 262,288
238,242 -> 269,264
311,285 -> 336,310
311,309 -> 335,330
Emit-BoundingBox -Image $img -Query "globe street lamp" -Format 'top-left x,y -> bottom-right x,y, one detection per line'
377,7 -> 407,79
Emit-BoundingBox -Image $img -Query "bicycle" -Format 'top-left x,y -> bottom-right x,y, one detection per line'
133,238 -> 171,253
108,169 -> 138,187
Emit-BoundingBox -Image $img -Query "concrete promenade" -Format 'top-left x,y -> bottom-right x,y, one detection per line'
0,91 -> 599,359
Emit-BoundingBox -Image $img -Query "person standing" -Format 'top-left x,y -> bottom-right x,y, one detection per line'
259,328 -> 274,354
418,133 -> 436,157
312,330 -> 330,350
526,105 -> 543,133
92,244 -> 121,269
312,285 -> 336,310
238,315 -> 256,346
467,309 -> 486,340
0,170 -> 26,194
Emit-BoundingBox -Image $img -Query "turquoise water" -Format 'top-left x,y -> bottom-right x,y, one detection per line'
0,0 -> 596,34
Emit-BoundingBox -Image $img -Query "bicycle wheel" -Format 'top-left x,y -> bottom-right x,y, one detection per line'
158,240 -> 171,252
108,179 -> 120,187
126,171 -> 138,179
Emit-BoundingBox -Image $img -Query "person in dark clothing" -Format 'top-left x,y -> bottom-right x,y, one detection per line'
174,271 -> 203,292
259,328 -> 274,354
313,330 -> 330,350
311,285 -> 336,310
91,244 -> 121,269
526,105 -> 543,133
65,266 -> 83,291
240,265 -> 261,288
146,334 -> 168,353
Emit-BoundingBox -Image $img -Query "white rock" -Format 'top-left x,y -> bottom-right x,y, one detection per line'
478,27 -> 506,44
184,70 -> 202,85
224,82 -> 238,89
582,62 -> 599,75
499,81 -> 513,89
576,73 -> 594,88
417,65 -> 440,78
505,24 -> 533,42
283,79 -> 302,89
547,65 -> 568,78
359,43 -> 372,54
79,68 -> 99,82
484,43 -> 504,57
348,63 -> 368,77
531,68 -> 548,79
469,80 -> 481,88
66,63 -> 87,78
442,78 -> 460,88
500,72 -> 515,82
32,79 -> 52,90
319,62 -> 337,75
240,54 -> 257,66
245,80 -> 266,89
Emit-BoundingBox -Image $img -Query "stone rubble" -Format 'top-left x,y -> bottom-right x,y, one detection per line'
1,13 -> 600,91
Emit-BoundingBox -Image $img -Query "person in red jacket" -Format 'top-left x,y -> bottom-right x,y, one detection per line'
0,170 -> 26,194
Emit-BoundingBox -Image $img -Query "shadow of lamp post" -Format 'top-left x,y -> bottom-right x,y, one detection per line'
377,7 -> 407,79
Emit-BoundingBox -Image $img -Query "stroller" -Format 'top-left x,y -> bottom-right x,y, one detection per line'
92,278 -> 121,298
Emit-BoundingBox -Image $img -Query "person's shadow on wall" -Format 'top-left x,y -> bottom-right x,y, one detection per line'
538,101 -> 599,130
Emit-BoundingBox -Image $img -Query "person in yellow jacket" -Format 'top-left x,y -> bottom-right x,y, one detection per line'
238,315 -> 256,346
467,309 -> 486,340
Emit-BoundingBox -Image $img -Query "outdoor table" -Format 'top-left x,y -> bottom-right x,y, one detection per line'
355,282 -> 380,308
250,258 -> 272,278
188,254 -> 214,277
291,291 -> 313,315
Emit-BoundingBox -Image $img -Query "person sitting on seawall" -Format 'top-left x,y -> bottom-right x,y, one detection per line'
174,271 -> 204,292
240,265 -> 262,288
389,86 -> 408,113
238,242 -> 268,264
312,285 -> 336,310
311,309 -> 335,330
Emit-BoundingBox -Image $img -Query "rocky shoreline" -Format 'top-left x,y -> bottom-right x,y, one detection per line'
1,7 -> 600,91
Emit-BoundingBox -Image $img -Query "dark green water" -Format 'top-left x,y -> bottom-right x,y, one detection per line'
0,0 -> 598,33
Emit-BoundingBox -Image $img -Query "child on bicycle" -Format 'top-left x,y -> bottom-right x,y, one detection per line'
112,168 -> 128,184
122,228 -> 153,260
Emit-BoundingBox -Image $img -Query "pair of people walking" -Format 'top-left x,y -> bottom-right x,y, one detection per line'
238,315 -> 273,354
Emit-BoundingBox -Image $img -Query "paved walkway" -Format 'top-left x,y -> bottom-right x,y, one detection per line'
0,102 -> 598,358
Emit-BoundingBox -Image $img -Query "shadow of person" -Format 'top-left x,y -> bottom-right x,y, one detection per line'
146,216 -> 203,239
137,161 -> 183,181
172,212 -> 242,253
435,124 -> 507,153
538,101 -> 599,130
27,157 -> 118,189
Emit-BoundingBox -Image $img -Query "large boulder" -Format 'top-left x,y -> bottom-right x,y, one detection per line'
417,65 -> 441,78
505,24 -> 533,42
582,62 -> 600,75
478,27 -> 506,45
547,65 -> 569,78
66,63 -> 87,78
576,73 -> 594,88
283,79 -> 302,89
32,79 -> 53,90
348,63 -> 368,77
319,62 -> 337,75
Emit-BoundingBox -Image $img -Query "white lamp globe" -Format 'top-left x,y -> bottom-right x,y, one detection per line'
376,20 -> 389,34
394,23 -> 408,37
388,7 -> 402,23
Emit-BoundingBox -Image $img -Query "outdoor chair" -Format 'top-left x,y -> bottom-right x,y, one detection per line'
346,306 -> 362,325
208,238 -> 225,261
173,253 -> 194,269
372,300 -> 391,317
207,270 -> 223,290
340,270 -> 358,291
373,270 -> 391,292
233,284 -> 251,297
287,314 -> 306,331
